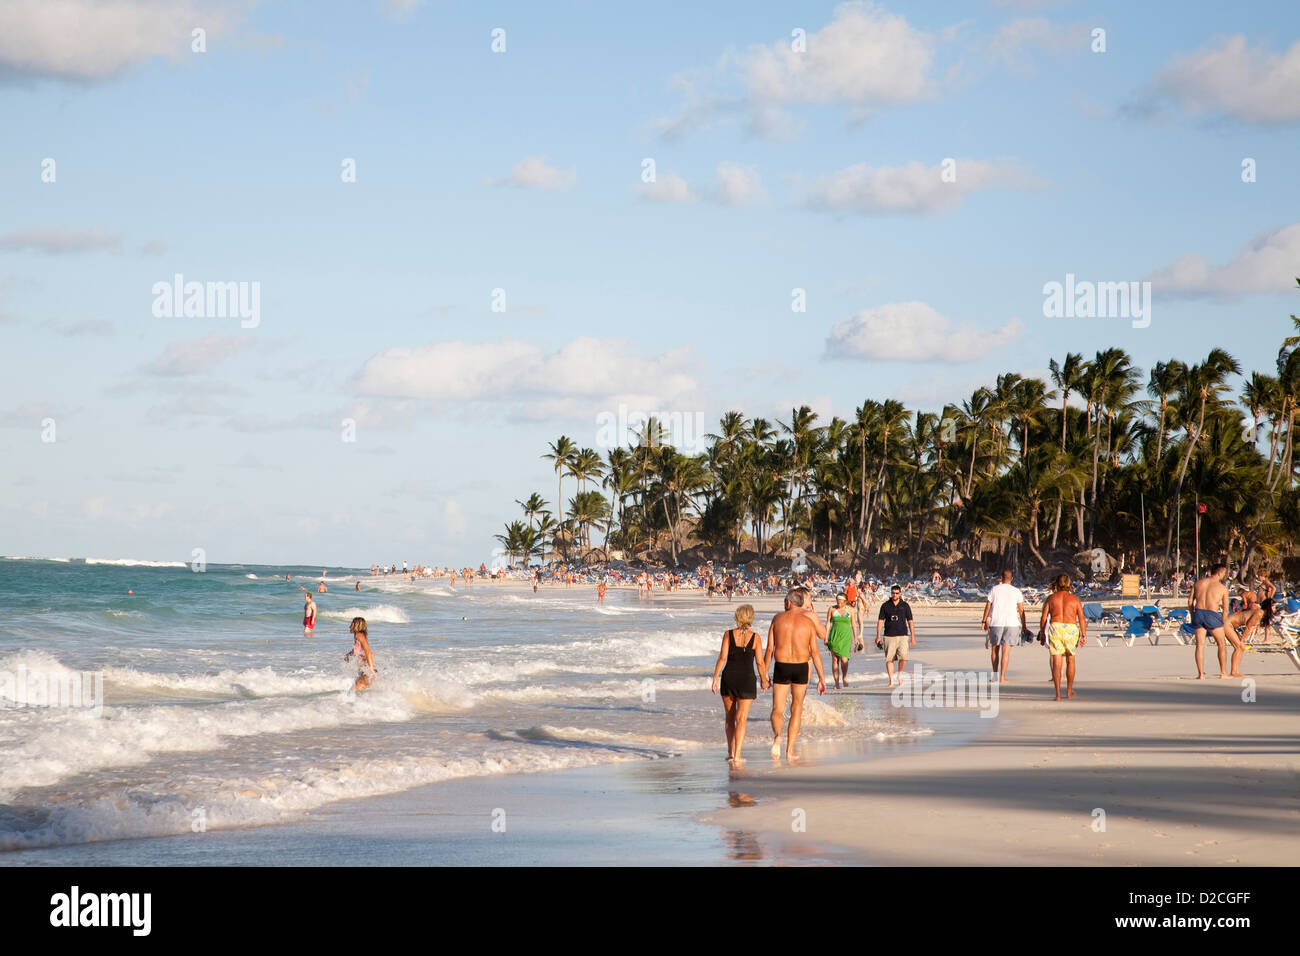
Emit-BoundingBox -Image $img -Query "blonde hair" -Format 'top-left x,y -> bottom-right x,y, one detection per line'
734,604 -> 755,628
350,616 -> 368,637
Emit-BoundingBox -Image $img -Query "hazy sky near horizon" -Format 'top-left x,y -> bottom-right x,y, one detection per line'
2,0 -> 1298,566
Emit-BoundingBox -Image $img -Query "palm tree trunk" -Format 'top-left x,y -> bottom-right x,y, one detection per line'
1163,400 -> 1207,570
1155,401 -> 1166,461
1087,411 -> 1102,549
965,426 -> 978,499
1241,403 -> 1294,578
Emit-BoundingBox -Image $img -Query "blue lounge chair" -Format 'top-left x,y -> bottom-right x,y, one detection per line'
1099,613 -> 1154,647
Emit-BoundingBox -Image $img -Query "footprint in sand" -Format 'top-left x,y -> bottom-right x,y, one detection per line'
1151,830 -> 1169,838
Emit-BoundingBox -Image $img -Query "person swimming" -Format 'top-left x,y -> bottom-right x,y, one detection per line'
344,616 -> 377,692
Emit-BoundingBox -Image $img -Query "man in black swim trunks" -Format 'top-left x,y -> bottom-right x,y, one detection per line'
764,588 -> 826,760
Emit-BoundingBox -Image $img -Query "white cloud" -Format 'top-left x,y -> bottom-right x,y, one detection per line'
44,319 -> 114,337
0,402 -> 64,428
986,18 -> 1090,71
440,499 -> 468,538
1146,223 -> 1300,298
492,156 -> 577,192
713,162 -> 766,206
380,0 -> 423,19
826,301 -> 1023,362
993,0 -> 1073,8
0,228 -> 122,253
741,2 -> 933,113
145,334 -> 253,376
1150,35 -> 1300,124
656,2 -> 935,138
803,159 -> 1035,216
0,0 -> 250,83
344,66 -> 369,102
353,336 -> 699,419
637,173 -> 696,204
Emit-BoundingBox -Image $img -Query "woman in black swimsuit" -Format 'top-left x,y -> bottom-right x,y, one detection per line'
710,604 -> 768,762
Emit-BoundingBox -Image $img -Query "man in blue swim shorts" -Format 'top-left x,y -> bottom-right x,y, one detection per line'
1189,563 -> 1241,679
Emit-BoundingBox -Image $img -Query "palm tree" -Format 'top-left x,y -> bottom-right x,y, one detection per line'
603,447 -> 636,550
516,493 -> 548,529
864,399 -> 906,553
778,405 -> 821,551
494,520 -> 533,565
1147,360 -> 1186,462
542,436 -> 577,556
1163,349 -> 1242,569
1049,352 -> 1085,452
568,447 -> 605,495
568,490 -> 611,552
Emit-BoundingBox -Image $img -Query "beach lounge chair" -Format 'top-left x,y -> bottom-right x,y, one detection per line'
1097,613 -> 1154,647
1139,604 -> 1182,643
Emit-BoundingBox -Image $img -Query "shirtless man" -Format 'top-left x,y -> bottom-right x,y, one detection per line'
1037,573 -> 1085,701
763,588 -> 827,760
1190,564 -> 1241,678
303,592 -> 317,637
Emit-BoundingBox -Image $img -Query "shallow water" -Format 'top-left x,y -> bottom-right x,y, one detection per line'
0,559 -> 932,855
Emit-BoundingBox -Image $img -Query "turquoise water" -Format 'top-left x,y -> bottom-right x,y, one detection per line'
0,558 -> 921,855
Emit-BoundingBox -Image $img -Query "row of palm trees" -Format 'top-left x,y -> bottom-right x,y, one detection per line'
497,282 -> 1300,580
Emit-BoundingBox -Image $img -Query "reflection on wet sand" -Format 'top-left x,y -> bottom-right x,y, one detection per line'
725,828 -> 763,861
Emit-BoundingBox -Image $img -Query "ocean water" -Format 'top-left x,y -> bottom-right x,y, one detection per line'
0,559 -> 930,855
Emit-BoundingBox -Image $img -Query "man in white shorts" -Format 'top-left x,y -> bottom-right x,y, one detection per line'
982,569 -> 1026,683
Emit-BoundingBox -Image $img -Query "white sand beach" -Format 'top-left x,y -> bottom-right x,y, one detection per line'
707,608 -> 1300,865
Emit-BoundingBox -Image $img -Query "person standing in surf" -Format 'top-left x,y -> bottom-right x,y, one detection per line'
345,616 -> 377,692
303,592 -> 317,637
764,588 -> 826,761
710,604 -> 768,763
824,591 -> 860,689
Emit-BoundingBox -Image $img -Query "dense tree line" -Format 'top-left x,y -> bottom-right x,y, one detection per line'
497,281 -> 1300,582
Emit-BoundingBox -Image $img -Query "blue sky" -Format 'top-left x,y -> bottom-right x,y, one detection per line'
2,0 -> 1298,565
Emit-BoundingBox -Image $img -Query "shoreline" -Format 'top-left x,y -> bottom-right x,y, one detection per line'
4,589 -> 1295,866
